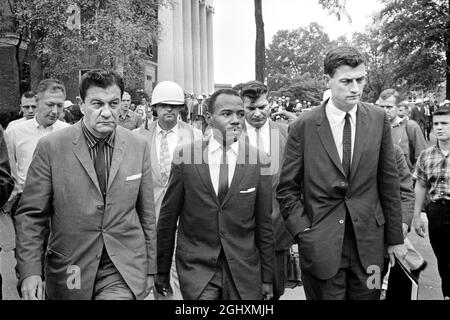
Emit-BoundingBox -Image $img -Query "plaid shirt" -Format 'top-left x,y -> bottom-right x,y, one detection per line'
413,144 -> 450,201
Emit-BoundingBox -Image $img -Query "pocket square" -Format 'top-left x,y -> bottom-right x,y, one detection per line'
126,173 -> 142,181
240,187 -> 256,194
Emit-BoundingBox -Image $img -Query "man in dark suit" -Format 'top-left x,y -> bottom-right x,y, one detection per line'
276,46 -> 407,300
156,88 -> 274,300
15,70 -> 156,300
410,100 -> 427,138
240,80 -> 294,299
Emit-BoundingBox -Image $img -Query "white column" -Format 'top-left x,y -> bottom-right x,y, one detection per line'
199,1 -> 208,95
157,5 -> 174,82
173,0 -> 184,88
183,0 -> 194,94
191,0 -> 201,95
206,4 -> 214,94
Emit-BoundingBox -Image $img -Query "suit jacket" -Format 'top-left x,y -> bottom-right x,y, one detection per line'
0,126 -> 13,208
277,100 -> 403,280
410,106 -> 427,127
244,121 -> 294,252
133,121 -> 203,219
14,122 -> 156,300
157,138 -> 274,300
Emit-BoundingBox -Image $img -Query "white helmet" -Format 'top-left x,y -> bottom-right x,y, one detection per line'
151,81 -> 184,106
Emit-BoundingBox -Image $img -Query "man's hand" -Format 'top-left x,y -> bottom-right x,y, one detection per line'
143,275 -> 155,298
21,275 -> 44,300
387,244 -> 407,267
402,223 -> 409,239
262,282 -> 273,300
413,214 -> 427,237
155,273 -> 173,297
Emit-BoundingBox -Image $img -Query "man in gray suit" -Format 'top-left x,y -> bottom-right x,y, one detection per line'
15,70 -> 156,300
277,46 -> 407,300
134,80 -> 202,299
240,80 -> 294,299
157,89 -> 274,300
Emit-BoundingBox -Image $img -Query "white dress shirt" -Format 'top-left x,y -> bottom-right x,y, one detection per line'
5,117 -> 26,130
5,117 -> 69,194
155,122 -> 179,164
245,120 -> 271,155
208,135 -> 239,196
325,100 -> 357,164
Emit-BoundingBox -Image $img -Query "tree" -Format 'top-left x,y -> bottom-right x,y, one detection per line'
379,0 -> 450,98
11,0 -> 168,89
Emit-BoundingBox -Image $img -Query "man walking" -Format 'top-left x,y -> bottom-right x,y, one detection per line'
156,89 -> 274,300
240,80 -> 294,299
6,91 -> 38,129
15,70 -> 156,300
117,92 -> 143,130
134,81 -> 202,299
277,46 -> 406,300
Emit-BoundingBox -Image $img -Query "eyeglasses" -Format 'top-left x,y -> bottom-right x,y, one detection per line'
22,105 -> 37,109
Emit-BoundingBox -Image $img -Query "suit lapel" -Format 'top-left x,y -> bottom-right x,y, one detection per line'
107,127 -> 126,190
195,139 -> 220,205
221,140 -> 247,206
349,103 -> 368,181
316,102 -> 346,177
72,123 -> 101,194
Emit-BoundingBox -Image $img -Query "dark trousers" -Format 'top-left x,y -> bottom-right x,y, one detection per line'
302,214 -> 381,300
427,201 -> 450,298
197,250 -> 241,300
273,249 -> 288,300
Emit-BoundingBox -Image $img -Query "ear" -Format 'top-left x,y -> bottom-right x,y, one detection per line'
79,100 -> 86,115
323,74 -> 331,89
205,111 -> 212,126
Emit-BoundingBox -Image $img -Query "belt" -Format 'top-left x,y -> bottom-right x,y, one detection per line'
431,199 -> 450,206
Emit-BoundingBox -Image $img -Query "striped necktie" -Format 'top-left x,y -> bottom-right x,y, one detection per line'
160,130 -> 172,184
342,113 -> 352,178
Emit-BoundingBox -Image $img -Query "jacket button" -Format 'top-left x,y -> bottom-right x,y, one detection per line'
211,258 -> 217,263
96,254 -> 101,259
97,205 -> 104,210
339,219 -> 344,224
340,182 -> 346,187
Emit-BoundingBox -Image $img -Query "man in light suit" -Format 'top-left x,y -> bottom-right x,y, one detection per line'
240,80 -> 294,299
134,80 -> 202,299
277,46 -> 407,300
156,89 -> 274,300
15,70 -> 156,300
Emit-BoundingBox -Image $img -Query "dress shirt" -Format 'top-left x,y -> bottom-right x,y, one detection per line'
208,135 -> 239,196
245,120 -> 271,155
6,117 -> 26,130
5,117 -> 69,194
325,100 -> 357,164
117,110 -> 143,130
155,122 -> 179,164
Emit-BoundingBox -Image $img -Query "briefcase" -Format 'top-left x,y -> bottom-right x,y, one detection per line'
385,258 -> 419,300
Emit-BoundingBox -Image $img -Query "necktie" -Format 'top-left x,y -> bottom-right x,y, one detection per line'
160,130 -> 172,184
217,147 -> 228,203
94,139 -> 107,199
342,113 -> 352,178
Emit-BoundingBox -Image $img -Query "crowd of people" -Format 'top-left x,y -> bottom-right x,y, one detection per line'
0,45 -> 450,301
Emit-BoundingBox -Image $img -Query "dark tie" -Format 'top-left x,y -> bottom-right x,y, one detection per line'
342,113 -> 352,178
217,147 -> 228,203
95,139 -> 107,199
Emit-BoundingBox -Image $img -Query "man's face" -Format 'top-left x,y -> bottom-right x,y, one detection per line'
433,115 -> 450,142
81,84 -> 121,138
324,63 -> 366,111
121,93 -> 131,112
156,103 -> 181,128
36,90 -> 65,127
398,106 -> 408,118
207,94 -> 245,146
20,96 -> 37,120
379,96 -> 399,123
243,93 -> 270,129
141,98 -> 146,105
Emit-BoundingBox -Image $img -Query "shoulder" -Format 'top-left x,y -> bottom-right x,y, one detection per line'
406,119 -> 421,129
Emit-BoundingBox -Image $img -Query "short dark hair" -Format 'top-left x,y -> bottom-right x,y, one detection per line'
21,90 -> 36,99
378,89 -> 400,105
324,46 -> 366,77
232,83 -> 245,93
207,89 -> 241,114
240,80 -> 268,103
36,79 -> 66,97
79,70 -> 124,102
434,106 -> 450,117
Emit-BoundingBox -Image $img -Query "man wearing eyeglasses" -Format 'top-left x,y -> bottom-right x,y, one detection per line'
117,92 -> 143,130
6,91 -> 38,130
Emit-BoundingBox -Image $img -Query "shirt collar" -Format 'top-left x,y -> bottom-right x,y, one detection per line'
119,110 -> 132,119
81,118 -> 114,149
245,119 -> 269,133
209,134 -> 239,155
156,121 -> 179,136
32,115 -> 57,130
327,99 -> 358,125
391,116 -> 405,128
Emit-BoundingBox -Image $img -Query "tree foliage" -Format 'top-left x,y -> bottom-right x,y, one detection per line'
12,0 -> 168,87
379,0 -> 449,97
